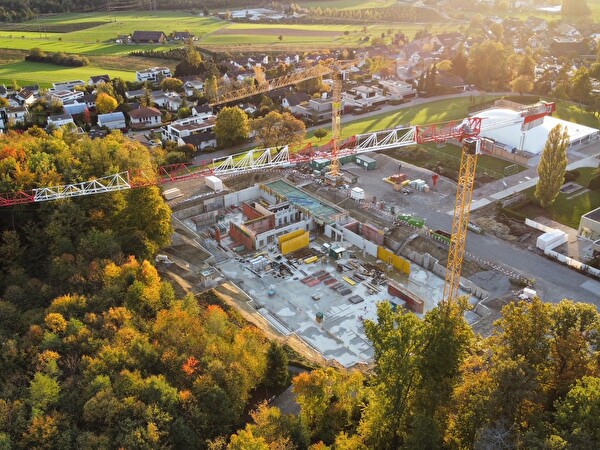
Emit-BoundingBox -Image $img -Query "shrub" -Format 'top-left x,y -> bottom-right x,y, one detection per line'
564,169 -> 580,183
588,174 -> 600,190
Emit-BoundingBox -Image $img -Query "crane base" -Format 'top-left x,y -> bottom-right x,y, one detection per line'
324,173 -> 343,186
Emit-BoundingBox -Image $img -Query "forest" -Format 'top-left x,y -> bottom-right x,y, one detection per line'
0,129 -> 600,449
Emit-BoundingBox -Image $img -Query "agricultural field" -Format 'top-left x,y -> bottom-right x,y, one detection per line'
0,61 -> 136,88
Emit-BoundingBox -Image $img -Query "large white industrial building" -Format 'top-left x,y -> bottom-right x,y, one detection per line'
474,108 -> 599,155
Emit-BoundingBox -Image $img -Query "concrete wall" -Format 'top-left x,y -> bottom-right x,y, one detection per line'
229,222 -> 254,250
224,185 -> 261,207
362,222 -> 385,245
325,224 -> 379,257
247,215 -> 276,234
545,249 -> 600,278
402,249 -> 489,299
525,218 -> 555,233
243,202 -> 264,221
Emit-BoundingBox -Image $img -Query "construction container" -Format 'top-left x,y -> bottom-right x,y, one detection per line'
356,154 -> 377,170
339,155 -> 355,165
205,175 -> 224,192
350,187 -> 365,201
162,188 -> 182,200
310,158 -> 331,170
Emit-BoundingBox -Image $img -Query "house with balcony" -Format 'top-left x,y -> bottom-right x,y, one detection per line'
136,67 -> 172,83
294,98 -> 334,125
162,115 -> 216,144
128,106 -> 162,129
0,106 -> 28,129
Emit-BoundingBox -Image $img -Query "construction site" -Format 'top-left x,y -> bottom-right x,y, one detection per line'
3,60 -> 599,367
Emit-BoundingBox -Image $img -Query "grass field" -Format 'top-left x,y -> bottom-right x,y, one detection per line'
510,168 -> 600,229
0,61 -> 136,87
298,0 -> 396,9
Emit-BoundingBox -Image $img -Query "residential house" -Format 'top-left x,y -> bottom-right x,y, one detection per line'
436,72 -> 470,92
128,106 -> 162,129
162,115 -> 216,143
131,31 -> 167,44
294,98 -> 334,124
22,84 -> 40,95
343,85 -> 387,109
63,100 -> 88,116
0,106 -> 28,129
152,91 -> 183,110
82,93 -> 97,109
51,90 -> 84,104
525,16 -> 548,33
181,130 -> 217,151
136,67 -> 172,83
97,111 -> 126,130
192,104 -> 213,119
47,113 -> 74,128
0,85 -> 9,98
51,80 -> 84,91
126,89 -> 147,100
88,75 -> 110,86
16,89 -> 36,106
184,79 -> 204,97
281,92 -> 311,113
173,31 -> 194,41
378,80 -> 416,99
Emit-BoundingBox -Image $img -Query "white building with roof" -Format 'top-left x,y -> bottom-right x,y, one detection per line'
474,108 -> 599,155
98,112 -> 126,130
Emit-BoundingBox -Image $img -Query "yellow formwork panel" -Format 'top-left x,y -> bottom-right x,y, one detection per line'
377,246 -> 411,275
342,276 -> 356,286
281,232 -> 309,255
304,256 -> 319,264
278,228 -> 305,245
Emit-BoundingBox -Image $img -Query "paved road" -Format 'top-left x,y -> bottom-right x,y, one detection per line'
348,152 -> 600,306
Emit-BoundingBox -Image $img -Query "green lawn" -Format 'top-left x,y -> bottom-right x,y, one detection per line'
511,168 -> 600,229
0,61 -> 136,87
298,0 -> 396,9
552,100 -> 600,129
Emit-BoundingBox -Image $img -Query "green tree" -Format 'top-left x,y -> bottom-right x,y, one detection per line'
204,75 -> 218,102
264,342 -> 288,391
554,376 -> 600,447
511,75 -> 534,95
160,77 -> 184,92
314,128 -> 328,142
95,93 -> 118,114
29,373 -> 60,416
215,107 -> 250,148
535,124 -> 569,208
467,41 -> 509,90
116,186 -> 173,259
250,111 -> 306,148
570,66 -> 592,104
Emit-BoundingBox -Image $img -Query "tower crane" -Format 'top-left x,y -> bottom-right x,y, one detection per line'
210,59 -> 355,184
0,70 -> 556,303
